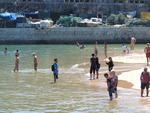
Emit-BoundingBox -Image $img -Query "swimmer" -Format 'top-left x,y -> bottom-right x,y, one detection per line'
4,47 -> 7,53
14,54 -> 19,72
32,53 -> 37,71
80,45 -> 86,50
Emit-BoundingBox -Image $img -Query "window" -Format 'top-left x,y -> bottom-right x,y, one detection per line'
118,0 -> 123,3
130,0 -> 133,3
70,0 -> 74,2
140,1 -> 144,3
114,0 -> 117,3
135,0 -> 139,3
85,0 -> 90,2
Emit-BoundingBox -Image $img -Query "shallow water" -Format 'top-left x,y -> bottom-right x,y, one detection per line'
0,44 -> 149,112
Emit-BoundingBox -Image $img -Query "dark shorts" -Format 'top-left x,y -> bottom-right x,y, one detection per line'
96,64 -> 100,71
108,67 -> 113,72
109,87 -> 114,98
141,82 -> 149,89
114,87 -> 117,92
54,74 -> 58,79
90,66 -> 95,74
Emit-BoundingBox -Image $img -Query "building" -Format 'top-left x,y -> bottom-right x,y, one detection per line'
0,0 -> 149,18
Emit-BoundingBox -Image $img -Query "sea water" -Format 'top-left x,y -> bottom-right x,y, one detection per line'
0,44 -> 149,113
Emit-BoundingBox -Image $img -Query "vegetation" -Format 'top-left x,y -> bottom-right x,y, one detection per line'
56,16 -> 83,27
107,13 -> 125,25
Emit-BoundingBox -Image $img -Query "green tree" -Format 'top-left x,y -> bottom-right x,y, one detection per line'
115,13 -> 125,24
56,16 -> 82,27
107,14 -> 116,25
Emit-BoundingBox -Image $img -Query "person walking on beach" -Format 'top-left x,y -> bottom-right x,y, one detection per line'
90,54 -> 96,80
130,36 -> 136,50
144,43 -> 150,65
4,48 -> 7,53
140,68 -> 150,97
95,56 -> 100,79
104,73 -> 114,101
95,41 -> 98,57
14,55 -> 19,72
104,42 -> 108,58
15,50 -> 19,56
111,70 -> 118,99
32,53 -> 37,71
53,58 -> 59,83
105,57 -> 114,72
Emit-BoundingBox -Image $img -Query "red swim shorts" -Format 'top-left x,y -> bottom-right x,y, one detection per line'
146,53 -> 150,58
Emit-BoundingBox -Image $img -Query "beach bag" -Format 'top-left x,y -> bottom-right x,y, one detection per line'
51,64 -> 54,71
97,63 -> 101,69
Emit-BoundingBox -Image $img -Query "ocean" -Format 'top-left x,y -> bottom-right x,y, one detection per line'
0,44 -> 149,113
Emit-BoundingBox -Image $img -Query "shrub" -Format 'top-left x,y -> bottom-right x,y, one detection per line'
56,16 -> 82,27
107,14 -> 116,25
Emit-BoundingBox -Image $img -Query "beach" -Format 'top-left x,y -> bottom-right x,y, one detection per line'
0,44 -> 150,112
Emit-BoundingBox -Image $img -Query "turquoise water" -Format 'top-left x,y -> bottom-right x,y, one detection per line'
0,44 -> 148,112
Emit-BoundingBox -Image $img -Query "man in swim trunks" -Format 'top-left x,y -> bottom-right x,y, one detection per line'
140,68 -> 150,97
144,43 -> 150,65
14,54 -> 19,72
130,36 -> 136,50
90,54 -> 96,80
15,50 -> 19,56
32,53 -> 37,71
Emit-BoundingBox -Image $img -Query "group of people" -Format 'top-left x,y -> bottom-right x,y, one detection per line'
89,41 -> 117,100
122,36 -> 136,54
4,49 -> 38,72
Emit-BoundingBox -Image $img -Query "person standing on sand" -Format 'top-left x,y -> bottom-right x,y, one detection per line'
90,54 -> 96,80
104,42 -> 108,58
53,58 -> 59,83
4,48 -> 7,53
105,57 -> 114,72
104,73 -> 114,101
95,41 -> 98,57
32,53 -> 37,71
111,70 -> 118,99
144,43 -> 150,66
14,55 -> 19,72
130,36 -> 136,50
15,50 -> 19,56
140,68 -> 150,97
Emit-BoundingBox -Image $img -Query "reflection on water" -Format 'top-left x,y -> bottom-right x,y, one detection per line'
0,44 -> 149,112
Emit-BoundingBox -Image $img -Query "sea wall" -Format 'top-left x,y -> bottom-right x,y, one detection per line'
0,27 -> 150,44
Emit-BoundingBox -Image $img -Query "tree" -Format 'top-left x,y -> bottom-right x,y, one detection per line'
56,16 -> 82,27
107,14 -> 116,25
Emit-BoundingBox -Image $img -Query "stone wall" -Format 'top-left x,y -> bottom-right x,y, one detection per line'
0,27 -> 150,44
